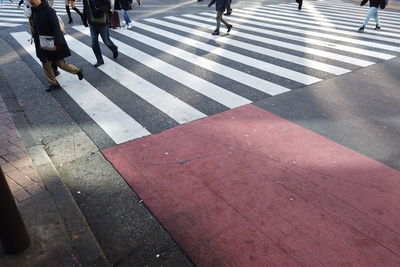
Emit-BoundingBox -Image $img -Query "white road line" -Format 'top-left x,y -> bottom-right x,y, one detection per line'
154,17 -> 349,75
11,31 -> 151,144
66,29 -> 206,124
0,17 -> 26,22
259,5 -> 400,32
0,21 -> 20,26
306,2 -> 400,19
0,8 -> 66,15
110,24 -> 291,96
135,21 -> 321,84
199,11 -> 400,53
233,9 -> 400,45
74,26 -> 251,109
0,11 -> 24,16
185,14 -> 385,63
251,6 -> 400,38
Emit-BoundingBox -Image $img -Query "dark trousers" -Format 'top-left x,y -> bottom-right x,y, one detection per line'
226,0 -> 232,12
216,11 -> 229,31
89,24 -> 118,63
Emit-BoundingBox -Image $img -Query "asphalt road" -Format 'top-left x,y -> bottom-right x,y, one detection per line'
0,0 -> 399,265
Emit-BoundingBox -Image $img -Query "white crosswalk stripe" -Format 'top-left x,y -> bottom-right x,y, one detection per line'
0,0 -> 79,28
12,31 -> 151,143
9,0 -> 400,145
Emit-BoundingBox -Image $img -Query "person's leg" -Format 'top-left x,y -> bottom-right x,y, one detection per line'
298,0 -> 303,10
225,0 -> 232,15
373,9 -> 381,29
51,61 -> 60,77
362,7 -> 377,27
220,12 -> 232,32
42,60 -> 61,91
90,25 -> 104,66
213,11 -> 223,34
122,9 -> 132,28
65,0 -> 73,24
98,25 -> 119,58
43,60 -> 58,86
55,59 -> 81,75
71,0 -> 84,22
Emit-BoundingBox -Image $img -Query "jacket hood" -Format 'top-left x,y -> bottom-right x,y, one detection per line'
32,0 -> 49,12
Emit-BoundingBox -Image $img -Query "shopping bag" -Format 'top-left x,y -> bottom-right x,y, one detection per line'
110,11 -> 120,29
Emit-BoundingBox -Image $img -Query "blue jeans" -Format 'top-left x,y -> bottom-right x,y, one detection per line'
89,24 -> 118,63
363,7 -> 380,27
122,9 -> 131,24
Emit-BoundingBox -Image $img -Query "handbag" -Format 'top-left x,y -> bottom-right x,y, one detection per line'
110,11 -> 120,29
91,12 -> 108,24
39,35 -> 56,51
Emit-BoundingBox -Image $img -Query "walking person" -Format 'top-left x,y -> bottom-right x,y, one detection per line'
115,0 -> 133,29
358,0 -> 385,31
65,0 -> 84,24
24,0 -> 60,77
29,0 -> 84,91
82,0 -> 119,67
208,0 -> 232,35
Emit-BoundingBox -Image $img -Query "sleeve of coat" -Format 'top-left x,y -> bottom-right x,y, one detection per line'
360,0 -> 368,6
208,0 -> 215,7
49,9 -> 64,46
82,0 -> 89,25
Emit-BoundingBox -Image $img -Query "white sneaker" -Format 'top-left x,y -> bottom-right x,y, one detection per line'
122,24 -> 128,29
127,22 -> 133,29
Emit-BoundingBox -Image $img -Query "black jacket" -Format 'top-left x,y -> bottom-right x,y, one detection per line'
114,0 -> 132,11
361,0 -> 383,8
83,0 -> 112,25
208,0 -> 229,12
31,1 -> 70,62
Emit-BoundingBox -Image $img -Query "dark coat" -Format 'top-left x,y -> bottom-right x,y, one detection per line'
114,0 -> 132,11
31,1 -> 70,62
82,0 -> 112,25
361,0 -> 383,8
208,0 -> 229,12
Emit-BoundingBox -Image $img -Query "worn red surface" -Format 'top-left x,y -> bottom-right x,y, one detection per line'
102,104 -> 400,266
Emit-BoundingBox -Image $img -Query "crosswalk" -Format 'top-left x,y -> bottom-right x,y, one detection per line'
0,0 -> 81,28
10,0 -> 400,145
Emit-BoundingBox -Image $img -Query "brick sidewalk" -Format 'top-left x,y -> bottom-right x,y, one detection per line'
0,96 -> 45,202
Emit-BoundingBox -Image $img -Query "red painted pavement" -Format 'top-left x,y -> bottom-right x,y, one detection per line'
102,104 -> 400,266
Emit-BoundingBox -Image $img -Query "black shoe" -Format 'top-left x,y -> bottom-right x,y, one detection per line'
375,25 -> 381,30
224,11 -> 232,16
93,61 -> 104,67
68,18 -> 73,24
77,67 -> 84,80
212,30 -> 219,35
113,50 -> 118,59
227,24 -> 232,33
46,83 -> 61,92
54,70 -> 61,78
358,26 -> 365,31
